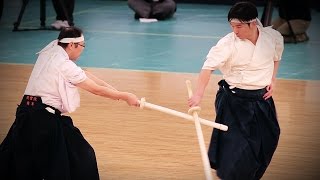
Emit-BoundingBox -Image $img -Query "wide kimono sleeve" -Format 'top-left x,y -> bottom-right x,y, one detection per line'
56,58 -> 87,113
267,27 -> 284,62
202,33 -> 233,71
58,60 -> 87,85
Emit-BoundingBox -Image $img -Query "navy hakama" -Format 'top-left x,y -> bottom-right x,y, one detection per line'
0,95 -> 99,180
208,80 -> 280,180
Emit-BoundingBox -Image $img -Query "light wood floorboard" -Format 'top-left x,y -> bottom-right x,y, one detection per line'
0,64 -> 319,180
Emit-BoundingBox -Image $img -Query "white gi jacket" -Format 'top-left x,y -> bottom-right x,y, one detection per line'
203,26 -> 284,90
25,40 -> 87,113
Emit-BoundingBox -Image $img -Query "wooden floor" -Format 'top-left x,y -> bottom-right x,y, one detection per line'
0,63 -> 320,180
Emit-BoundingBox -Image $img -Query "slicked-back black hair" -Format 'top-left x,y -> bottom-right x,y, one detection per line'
228,1 -> 258,22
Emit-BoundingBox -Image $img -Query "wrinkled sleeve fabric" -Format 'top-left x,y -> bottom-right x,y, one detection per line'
57,59 -> 87,85
55,55 -> 87,113
202,34 -> 233,71
269,28 -> 284,62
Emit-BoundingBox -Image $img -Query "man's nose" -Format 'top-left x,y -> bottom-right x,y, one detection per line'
233,27 -> 239,34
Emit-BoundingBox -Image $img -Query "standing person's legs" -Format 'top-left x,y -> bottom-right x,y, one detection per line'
51,0 -> 74,29
52,0 -> 65,22
64,0 -> 75,26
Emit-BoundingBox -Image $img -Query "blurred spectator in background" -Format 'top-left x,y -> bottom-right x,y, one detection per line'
272,0 -> 311,43
128,0 -> 176,21
51,0 -> 75,29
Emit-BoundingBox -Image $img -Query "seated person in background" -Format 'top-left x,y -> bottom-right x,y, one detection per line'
272,0 -> 311,43
128,0 -> 176,20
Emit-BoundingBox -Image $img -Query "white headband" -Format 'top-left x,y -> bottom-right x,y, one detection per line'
229,18 -> 256,24
59,34 -> 84,43
37,34 -> 85,54
229,18 -> 263,26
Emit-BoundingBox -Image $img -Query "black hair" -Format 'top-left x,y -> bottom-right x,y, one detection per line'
57,26 -> 83,49
228,1 -> 258,22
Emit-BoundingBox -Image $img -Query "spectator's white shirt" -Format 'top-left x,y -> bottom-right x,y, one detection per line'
25,41 -> 87,113
203,26 -> 284,90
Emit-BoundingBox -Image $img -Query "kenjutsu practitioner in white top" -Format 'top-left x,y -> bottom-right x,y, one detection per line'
0,26 -> 139,180
188,2 -> 284,180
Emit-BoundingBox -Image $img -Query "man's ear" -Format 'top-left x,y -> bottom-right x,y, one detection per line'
67,42 -> 73,49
